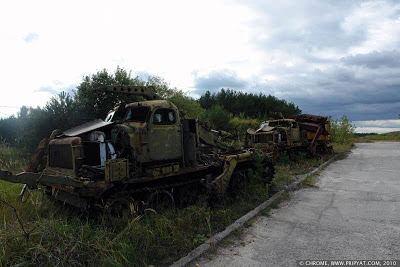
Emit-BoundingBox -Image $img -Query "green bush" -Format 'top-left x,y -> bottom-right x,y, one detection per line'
330,115 -> 355,144
202,105 -> 232,131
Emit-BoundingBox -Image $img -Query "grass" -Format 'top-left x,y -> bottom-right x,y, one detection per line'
356,131 -> 400,142
0,144 -> 30,173
271,151 -> 333,188
1,189 -> 268,266
260,208 -> 271,217
0,192 -> 270,266
303,173 -> 320,187
0,141 -> 349,267
331,142 -> 353,154
270,141 -> 354,189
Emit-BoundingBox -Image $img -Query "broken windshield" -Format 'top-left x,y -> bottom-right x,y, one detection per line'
125,106 -> 151,122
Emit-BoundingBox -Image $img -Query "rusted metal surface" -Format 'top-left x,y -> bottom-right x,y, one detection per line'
49,136 -> 82,146
48,137 -> 83,176
247,113 -> 332,158
148,109 -> 182,161
210,152 -> 253,195
198,120 -> 240,151
125,99 -> 173,109
291,114 -> 327,123
309,124 -> 323,155
123,163 -> 220,184
0,170 -> 88,188
211,156 -> 238,195
26,137 -> 49,172
291,114 -> 331,154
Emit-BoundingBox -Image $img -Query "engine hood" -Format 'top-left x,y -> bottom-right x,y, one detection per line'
63,119 -> 114,137
255,125 -> 276,133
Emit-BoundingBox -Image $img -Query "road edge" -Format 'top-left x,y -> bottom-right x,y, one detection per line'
169,155 -> 337,267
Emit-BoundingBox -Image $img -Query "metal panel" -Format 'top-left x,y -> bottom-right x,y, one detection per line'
148,108 -> 182,161
105,159 -> 129,182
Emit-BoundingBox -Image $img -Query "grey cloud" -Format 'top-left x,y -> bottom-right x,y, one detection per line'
281,77 -> 400,121
250,61 -> 400,121
23,32 -> 39,43
333,68 -> 355,82
341,50 -> 400,69
192,69 -> 249,94
243,0 -> 366,55
302,54 -> 336,64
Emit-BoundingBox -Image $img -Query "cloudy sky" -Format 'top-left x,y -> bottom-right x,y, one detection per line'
1,0 -> 400,133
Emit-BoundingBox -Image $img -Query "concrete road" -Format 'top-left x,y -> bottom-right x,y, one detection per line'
197,142 -> 400,267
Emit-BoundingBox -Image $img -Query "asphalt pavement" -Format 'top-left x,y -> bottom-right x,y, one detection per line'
197,142 -> 400,267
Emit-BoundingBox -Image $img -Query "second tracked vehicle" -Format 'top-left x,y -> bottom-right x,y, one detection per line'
245,114 -> 333,159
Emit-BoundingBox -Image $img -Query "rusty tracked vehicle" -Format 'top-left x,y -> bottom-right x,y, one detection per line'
0,86 -> 274,216
245,114 -> 333,159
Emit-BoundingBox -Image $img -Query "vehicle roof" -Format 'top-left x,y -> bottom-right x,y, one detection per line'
125,100 -> 177,110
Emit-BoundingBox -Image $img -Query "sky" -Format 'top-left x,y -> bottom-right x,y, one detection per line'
0,0 -> 399,133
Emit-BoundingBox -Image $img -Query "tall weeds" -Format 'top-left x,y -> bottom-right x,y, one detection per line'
0,145 -> 270,266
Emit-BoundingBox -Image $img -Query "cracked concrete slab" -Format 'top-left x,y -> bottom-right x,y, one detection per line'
196,142 -> 400,267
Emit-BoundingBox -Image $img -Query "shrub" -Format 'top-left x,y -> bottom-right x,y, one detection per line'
330,115 -> 355,144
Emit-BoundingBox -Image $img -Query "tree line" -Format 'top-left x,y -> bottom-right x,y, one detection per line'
0,67 -> 301,152
199,89 -> 301,119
